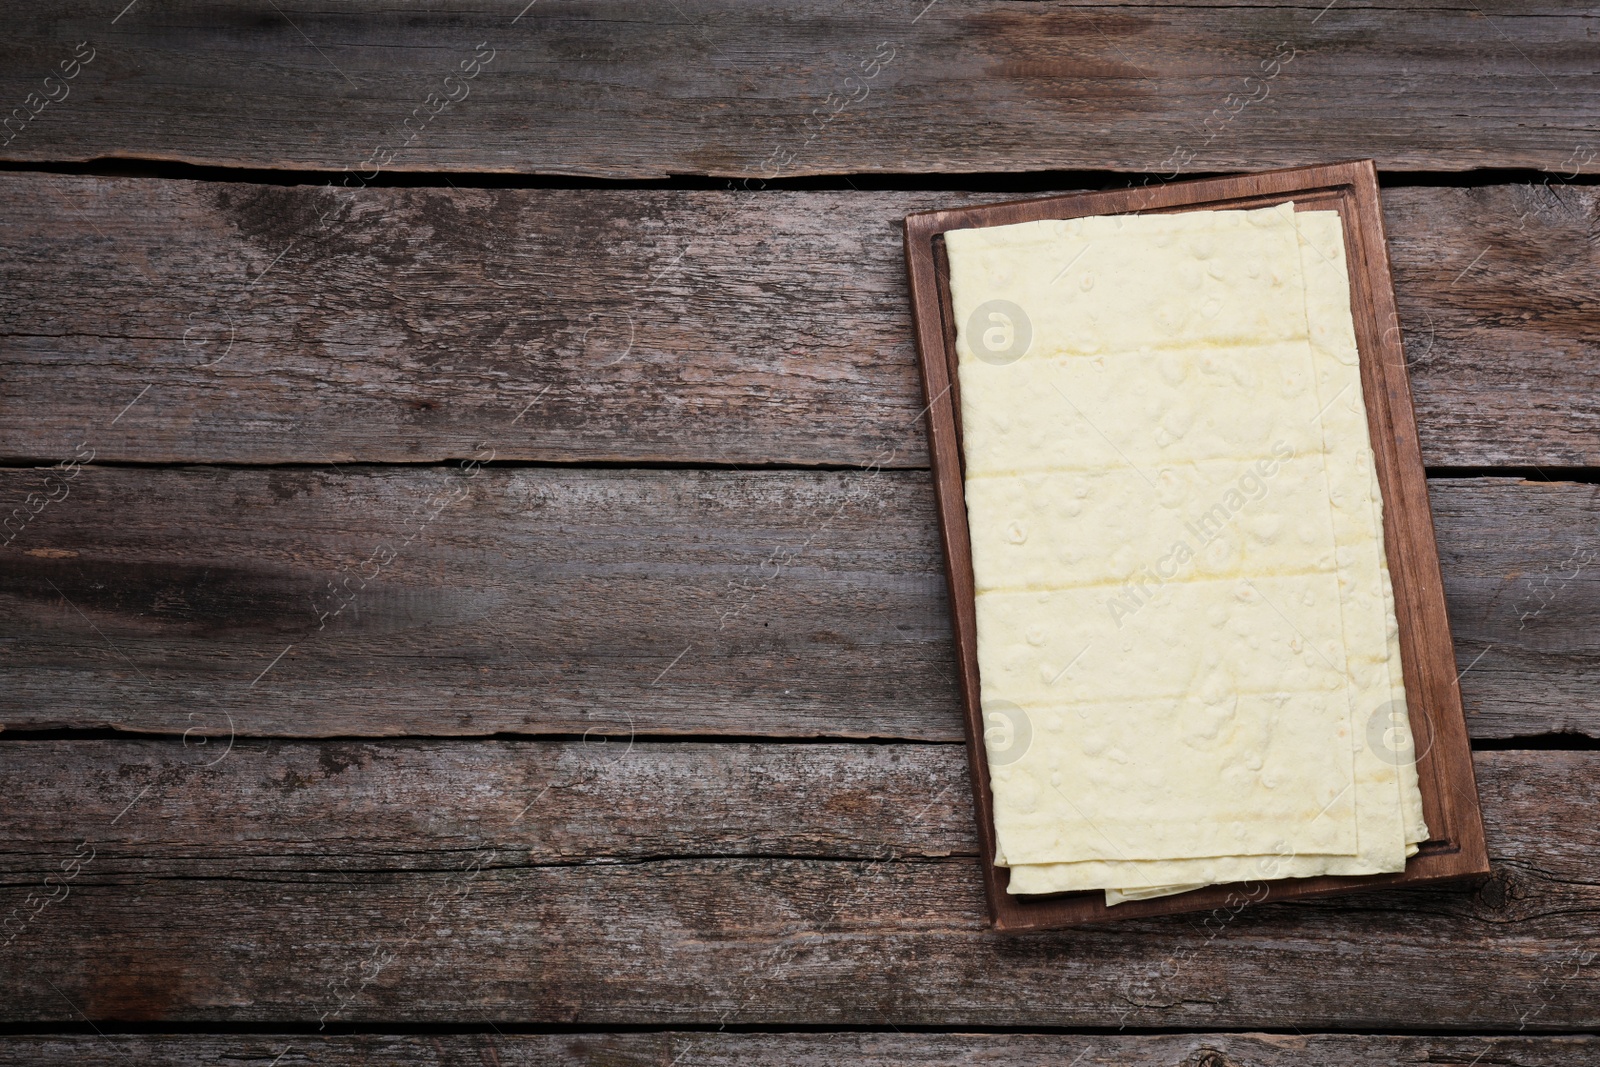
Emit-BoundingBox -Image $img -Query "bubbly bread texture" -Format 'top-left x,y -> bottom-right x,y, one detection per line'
944,204 -> 1427,903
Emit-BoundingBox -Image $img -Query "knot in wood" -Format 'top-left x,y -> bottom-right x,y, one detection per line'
1478,867 -> 1511,910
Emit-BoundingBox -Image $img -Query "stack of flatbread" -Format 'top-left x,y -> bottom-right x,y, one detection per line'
944,203 -> 1428,904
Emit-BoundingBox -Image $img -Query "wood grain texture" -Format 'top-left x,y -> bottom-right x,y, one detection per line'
0,468 -> 1592,739
0,740 -> 975,876
0,465 -> 959,739
3,1033 -> 1600,1067
1434,478 -> 1600,738
1385,183 -> 1600,468
0,1 -> 1595,176
0,750 -> 1591,1027
1,175 -> 1596,468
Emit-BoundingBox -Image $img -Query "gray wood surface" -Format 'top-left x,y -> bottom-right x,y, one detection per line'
0,740 -> 973,874
2,175 -> 1596,468
1435,477 -> 1600,739
0,468 -> 1592,739
2,0 -> 1595,1047
0,748 -> 1590,1027
3,1033 -> 1599,1067
0,1 -> 1595,176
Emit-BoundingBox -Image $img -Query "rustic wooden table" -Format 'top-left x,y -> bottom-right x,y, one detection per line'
1,3 -> 1596,1064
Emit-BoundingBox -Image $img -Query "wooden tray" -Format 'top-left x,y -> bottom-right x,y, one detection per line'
902,161 -> 1490,931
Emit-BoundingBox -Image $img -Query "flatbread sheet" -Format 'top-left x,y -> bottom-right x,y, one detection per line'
944,204 -> 1428,901
949,205 -> 1361,870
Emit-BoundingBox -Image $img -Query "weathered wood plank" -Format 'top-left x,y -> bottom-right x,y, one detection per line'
1,1 -> 1595,176
3,1033 -> 1599,1067
1384,184 -> 1600,469
0,468 -> 1591,739
0,741 -> 975,876
1433,478 -> 1600,738
1,175 -> 1596,468
0,465 -> 959,738
0,751 -> 1592,1027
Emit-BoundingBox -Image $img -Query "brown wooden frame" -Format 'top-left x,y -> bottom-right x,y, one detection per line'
903,161 -> 1490,931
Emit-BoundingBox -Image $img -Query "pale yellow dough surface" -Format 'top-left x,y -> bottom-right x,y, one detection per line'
1092,211 -> 1426,899
945,204 -> 1428,901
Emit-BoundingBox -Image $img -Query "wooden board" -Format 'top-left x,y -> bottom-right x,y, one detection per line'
4,1033 -> 1600,1067
1433,478 -> 1600,738
0,465 -> 957,740
0,466 -> 1593,740
1,1 -> 1595,176
903,161 -> 1487,929
0,748 -> 1590,1028
2,174 -> 1598,468
0,740 -> 976,873
1382,184 -> 1600,470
